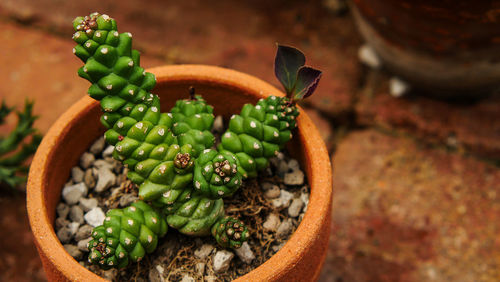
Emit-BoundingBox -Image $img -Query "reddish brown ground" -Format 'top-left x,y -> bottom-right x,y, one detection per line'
0,0 -> 498,281
0,191 -> 45,282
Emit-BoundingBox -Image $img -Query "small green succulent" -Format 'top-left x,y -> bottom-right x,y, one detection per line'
0,100 -> 42,190
71,12 -> 321,269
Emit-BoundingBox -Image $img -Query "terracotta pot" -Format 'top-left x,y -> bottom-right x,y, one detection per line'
351,0 -> 500,96
27,65 -> 333,281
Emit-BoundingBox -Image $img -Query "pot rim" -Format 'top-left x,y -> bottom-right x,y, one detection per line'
27,64 -> 332,281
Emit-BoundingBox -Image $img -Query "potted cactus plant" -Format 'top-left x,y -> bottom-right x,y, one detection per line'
27,12 -> 332,281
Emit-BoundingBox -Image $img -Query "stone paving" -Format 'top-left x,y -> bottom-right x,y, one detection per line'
319,130 -> 500,281
0,1 -> 498,281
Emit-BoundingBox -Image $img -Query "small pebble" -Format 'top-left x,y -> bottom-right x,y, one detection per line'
103,156 -> 115,163
213,250 -> 234,273
195,262 -> 205,276
212,115 -> 224,133
268,156 -> 279,169
263,213 -> 281,232
119,194 -> 139,207
287,159 -> 300,171
71,167 -> 84,183
261,182 -> 276,190
84,207 -> 106,227
234,242 -> 255,264
276,218 -> 293,238
80,152 -> 95,169
93,159 -> 114,171
56,202 -> 69,219
180,274 -> 195,282
112,160 -> 123,174
83,169 -> 96,189
94,168 -> 116,192
298,212 -> 305,222
389,77 -> 410,98
101,269 -> 118,281
57,226 -> 73,243
358,44 -> 382,69
194,244 -> 214,260
323,0 -> 348,14
64,244 -> 83,260
264,185 -> 281,199
288,198 -> 305,217
277,159 -> 289,177
447,134 -> 459,148
148,265 -> 164,282
89,136 -> 105,155
272,242 -> 286,252
75,224 -> 93,241
69,206 -> 84,224
68,222 -> 80,236
205,276 -> 217,282
284,170 -> 304,186
77,237 -> 92,252
102,145 -> 115,158
79,198 -> 98,212
300,191 -> 309,212
55,217 -> 70,230
271,190 -> 294,209
62,183 -> 88,205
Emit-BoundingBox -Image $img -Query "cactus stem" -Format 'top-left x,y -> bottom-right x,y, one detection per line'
188,86 -> 196,100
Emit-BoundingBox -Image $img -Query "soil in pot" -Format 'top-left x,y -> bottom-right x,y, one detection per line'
54,115 -> 310,281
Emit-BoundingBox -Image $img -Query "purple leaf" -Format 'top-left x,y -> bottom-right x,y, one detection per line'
292,66 -> 322,101
274,44 -> 305,96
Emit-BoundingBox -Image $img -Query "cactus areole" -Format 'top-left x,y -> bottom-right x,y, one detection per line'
71,12 -> 321,269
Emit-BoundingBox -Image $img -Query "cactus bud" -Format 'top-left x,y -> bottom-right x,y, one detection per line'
211,216 -> 249,249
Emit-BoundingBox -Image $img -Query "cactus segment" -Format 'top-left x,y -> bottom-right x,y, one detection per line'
135,144 -> 195,201
211,216 -> 249,249
72,12 -> 162,169
218,95 -> 299,177
166,194 -> 225,236
193,149 -> 243,199
87,201 -> 167,269
170,94 -> 215,157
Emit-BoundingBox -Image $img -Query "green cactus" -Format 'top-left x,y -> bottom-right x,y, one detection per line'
193,149 -> 244,198
71,13 -> 321,269
0,100 -> 42,190
218,96 -> 299,178
212,216 -> 249,249
88,201 -> 168,269
170,87 -> 215,158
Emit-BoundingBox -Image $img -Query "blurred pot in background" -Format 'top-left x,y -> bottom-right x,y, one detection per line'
350,0 -> 500,97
